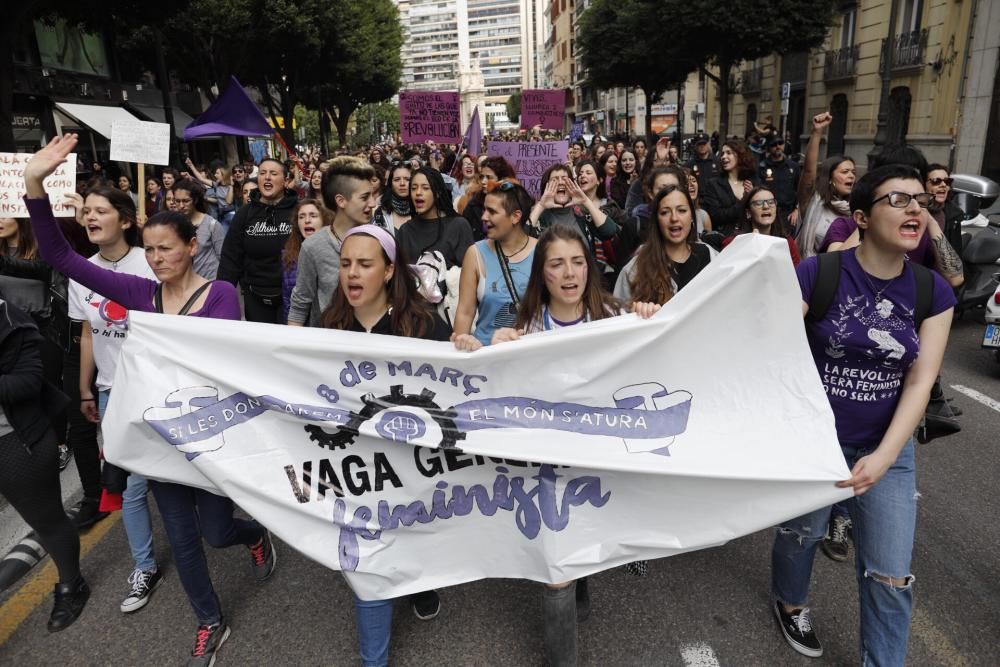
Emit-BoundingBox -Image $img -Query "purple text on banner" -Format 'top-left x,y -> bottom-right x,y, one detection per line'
521,90 -> 566,130
486,141 -> 568,200
399,91 -> 461,143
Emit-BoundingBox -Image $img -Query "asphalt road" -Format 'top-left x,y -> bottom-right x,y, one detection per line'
0,316 -> 997,666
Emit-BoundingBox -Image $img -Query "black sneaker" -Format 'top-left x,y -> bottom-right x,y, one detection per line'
411,590 -> 440,621
248,531 -> 276,581
773,601 -> 823,658
120,568 -> 163,613
821,514 -> 852,563
47,577 -> 90,632
187,620 -> 230,667
68,497 -> 110,530
57,445 -> 73,471
576,577 -> 591,622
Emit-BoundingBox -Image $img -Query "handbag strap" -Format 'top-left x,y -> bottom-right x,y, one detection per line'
493,241 -> 521,309
155,281 -> 214,315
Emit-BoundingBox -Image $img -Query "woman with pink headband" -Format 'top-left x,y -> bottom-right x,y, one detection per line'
321,224 -> 449,666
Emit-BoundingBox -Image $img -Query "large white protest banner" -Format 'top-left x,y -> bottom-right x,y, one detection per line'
0,152 -> 77,217
110,119 -> 171,166
104,235 -> 851,600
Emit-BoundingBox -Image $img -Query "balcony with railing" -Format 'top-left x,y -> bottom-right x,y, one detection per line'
740,66 -> 762,95
824,44 -> 859,82
880,28 -> 929,74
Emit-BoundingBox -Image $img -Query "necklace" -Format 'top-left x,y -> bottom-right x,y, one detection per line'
501,236 -> 530,258
99,247 -> 131,269
857,257 -> 904,303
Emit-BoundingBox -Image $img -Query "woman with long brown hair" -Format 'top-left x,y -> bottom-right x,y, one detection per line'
281,198 -> 331,323
490,223 -> 657,665
614,185 -> 716,304
701,139 -> 759,236
321,224 -> 448,667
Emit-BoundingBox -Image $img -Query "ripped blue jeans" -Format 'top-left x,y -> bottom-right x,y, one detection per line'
771,440 -> 916,667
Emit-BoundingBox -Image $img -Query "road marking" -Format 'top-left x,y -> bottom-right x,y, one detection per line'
0,514 -> 119,647
950,384 -> 1000,414
680,642 -> 721,666
911,607 -> 970,667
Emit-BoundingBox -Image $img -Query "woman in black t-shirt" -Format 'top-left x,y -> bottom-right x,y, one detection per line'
614,185 -> 715,304
321,224 -> 448,667
396,167 -> 472,269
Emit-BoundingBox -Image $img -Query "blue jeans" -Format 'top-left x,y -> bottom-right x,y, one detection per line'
772,440 -> 917,667
148,479 -> 265,624
354,596 -> 393,667
100,390 -> 156,572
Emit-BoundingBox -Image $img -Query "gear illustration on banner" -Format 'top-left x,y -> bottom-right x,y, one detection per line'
304,385 -> 466,451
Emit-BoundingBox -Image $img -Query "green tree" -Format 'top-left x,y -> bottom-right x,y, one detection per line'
576,0 -> 701,139
505,91 -> 521,124
673,0 -> 837,139
303,0 -> 403,147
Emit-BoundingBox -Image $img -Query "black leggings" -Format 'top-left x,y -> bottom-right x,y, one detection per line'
0,430 -> 81,584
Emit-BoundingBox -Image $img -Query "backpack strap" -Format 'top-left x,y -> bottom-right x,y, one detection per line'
154,284 -> 164,314
910,263 -> 934,329
806,251 -> 842,323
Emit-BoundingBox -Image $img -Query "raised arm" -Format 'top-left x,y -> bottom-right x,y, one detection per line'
184,158 -> 214,187
23,135 -> 157,311
798,112 -> 833,213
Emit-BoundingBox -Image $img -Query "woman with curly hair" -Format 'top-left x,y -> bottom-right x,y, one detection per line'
701,139 -> 759,236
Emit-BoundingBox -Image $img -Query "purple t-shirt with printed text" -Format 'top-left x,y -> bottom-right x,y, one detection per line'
798,248 -> 956,447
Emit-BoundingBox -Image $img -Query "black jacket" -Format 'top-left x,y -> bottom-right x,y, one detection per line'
218,189 -> 298,290
0,300 -> 68,449
702,175 -> 758,237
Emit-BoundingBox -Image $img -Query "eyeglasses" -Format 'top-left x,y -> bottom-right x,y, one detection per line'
872,191 -> 933,209
485,179 -> 519,193
927,177 -> 953,187
232,168 -> 245,173
750,198 -> 776,208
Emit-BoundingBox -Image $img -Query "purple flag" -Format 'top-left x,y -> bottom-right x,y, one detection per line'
464,106 -> 482,157
183,76 -> 273,140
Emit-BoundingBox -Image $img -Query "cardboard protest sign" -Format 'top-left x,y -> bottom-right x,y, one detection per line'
486,141 -> 568,200
0,152 -> 77,217
104,235 -> 850,601
399,91 -> 461,144
110,119 -> 171,166
521,89 -> 566,130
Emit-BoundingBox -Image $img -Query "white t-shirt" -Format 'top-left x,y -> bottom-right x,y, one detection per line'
67,247 -> 156,391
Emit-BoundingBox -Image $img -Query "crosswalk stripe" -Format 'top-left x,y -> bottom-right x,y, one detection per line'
950,384 -> 1000,414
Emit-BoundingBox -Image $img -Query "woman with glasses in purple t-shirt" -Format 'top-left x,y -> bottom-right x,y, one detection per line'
770,164 -> 956,666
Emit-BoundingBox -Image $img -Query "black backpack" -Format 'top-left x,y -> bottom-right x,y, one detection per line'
806,251 -> 934,327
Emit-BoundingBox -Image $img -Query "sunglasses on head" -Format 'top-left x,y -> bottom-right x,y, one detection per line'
927,177 -> 953,187
484,179 -> 519,194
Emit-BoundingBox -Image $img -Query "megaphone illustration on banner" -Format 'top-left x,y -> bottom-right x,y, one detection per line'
612,382 -> 691,456
143,386 -> 226,460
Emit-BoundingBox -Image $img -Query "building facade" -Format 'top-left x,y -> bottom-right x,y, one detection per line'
398,0 -> 547,131
716,0 -> 998,176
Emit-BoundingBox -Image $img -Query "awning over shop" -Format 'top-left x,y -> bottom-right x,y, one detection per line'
128,103 -> 195,140
54,102 -> 142,139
